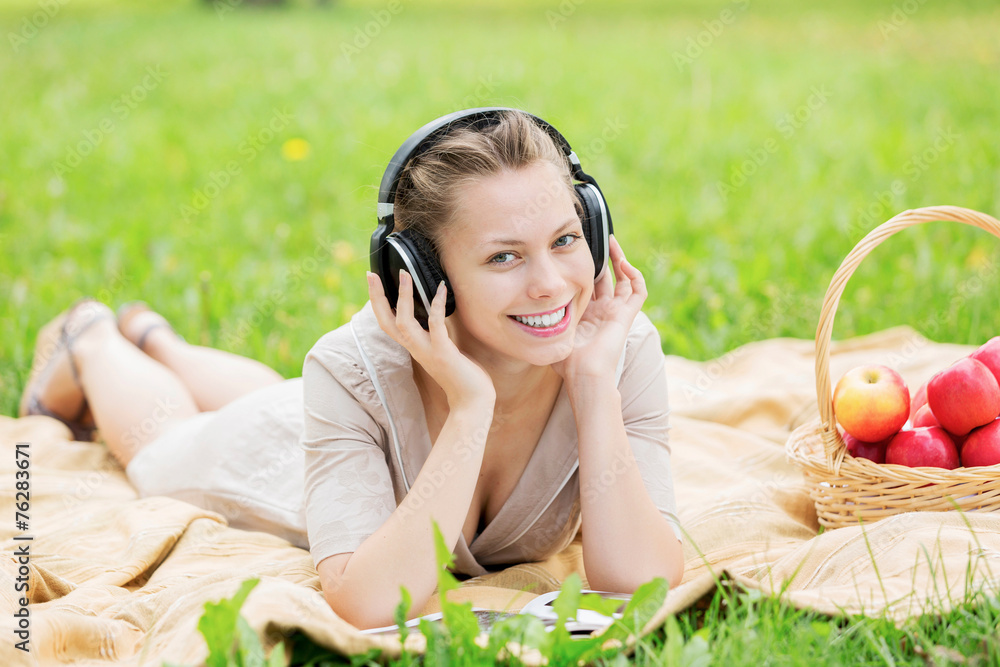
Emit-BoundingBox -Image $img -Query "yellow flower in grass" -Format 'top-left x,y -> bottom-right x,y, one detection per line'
965,245 -> 989,271
282,138 -> 310,161
333,240 -> 355,263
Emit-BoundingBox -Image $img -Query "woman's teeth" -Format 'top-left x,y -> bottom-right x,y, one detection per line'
513,307 -> 566,328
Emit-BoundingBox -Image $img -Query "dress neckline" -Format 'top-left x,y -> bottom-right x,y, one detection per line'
350,302 -> 585,573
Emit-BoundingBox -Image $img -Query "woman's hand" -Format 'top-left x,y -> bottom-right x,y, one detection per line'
552,235 -> 647,385
367,270 -> 496,408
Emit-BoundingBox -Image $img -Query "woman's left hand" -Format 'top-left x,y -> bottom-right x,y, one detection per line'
552,235 -> 647,384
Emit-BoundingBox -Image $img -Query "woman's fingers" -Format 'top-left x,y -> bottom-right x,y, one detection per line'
613,237 -> 647,308
427,281 -> 449,345
368,271 -> 403,338
395,269 -> 416,325
622,252 -> 647,301
368,270 -> 428,353
592,259 -> 614,301
609,235 -> 633,300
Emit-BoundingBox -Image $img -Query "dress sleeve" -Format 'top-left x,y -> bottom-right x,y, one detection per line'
617,312 -> 682,541
300,347 -> 397,569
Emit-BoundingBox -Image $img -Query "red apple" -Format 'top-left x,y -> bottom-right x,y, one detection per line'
970,336 -> 1000,388
842,432 -> 890,464
833,365 -> 910,442
927,358 -> 1000,436
885,427 -> 960,469
952,431 -> 971,454
909,382 -> 928,422
912,404 -> 941,428
960,418 -> 1000,467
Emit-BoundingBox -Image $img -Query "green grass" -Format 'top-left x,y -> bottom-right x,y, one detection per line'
204,572 -> 1000,667
3,0 -> 1000,664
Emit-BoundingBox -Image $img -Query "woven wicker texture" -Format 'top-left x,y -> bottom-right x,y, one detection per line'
786,205 -> 1000,529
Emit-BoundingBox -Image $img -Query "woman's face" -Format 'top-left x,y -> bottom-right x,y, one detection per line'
437,160 -> 595,368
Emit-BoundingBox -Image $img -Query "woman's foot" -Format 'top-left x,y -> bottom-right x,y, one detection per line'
19,299 -> 117,441
116,301 -> 184,353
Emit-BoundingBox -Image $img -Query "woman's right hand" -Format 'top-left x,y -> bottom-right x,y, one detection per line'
367,270 -> 496,409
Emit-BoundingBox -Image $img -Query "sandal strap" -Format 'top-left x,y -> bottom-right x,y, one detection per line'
117,300 -> 184,352
25,394 -> 95,442
135,322 -> 179,352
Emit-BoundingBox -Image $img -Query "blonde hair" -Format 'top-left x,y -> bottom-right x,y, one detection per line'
394,110 -> 580,254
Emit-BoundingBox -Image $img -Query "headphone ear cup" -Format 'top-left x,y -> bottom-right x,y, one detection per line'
384,229 -> 455,329
574,183 -> 611,281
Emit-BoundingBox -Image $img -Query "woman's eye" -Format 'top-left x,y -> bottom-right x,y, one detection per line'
554,234 -> 581,248
488,252 -> 515,265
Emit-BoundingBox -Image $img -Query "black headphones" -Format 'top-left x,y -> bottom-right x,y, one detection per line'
369,107 -> 613,329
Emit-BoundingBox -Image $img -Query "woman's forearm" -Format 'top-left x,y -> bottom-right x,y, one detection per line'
323,400 -> 493,630
567,377 -> 684,592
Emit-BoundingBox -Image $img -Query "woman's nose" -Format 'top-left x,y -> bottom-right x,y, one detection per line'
527,254 -> 567,299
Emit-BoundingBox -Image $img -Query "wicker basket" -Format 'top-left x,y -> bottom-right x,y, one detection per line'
786,205 -> 1000,529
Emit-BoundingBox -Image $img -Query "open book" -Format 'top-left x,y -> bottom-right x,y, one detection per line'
360,589 -> 632,637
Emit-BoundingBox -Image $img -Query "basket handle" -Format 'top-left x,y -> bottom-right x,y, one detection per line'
815,205 -> 1000,471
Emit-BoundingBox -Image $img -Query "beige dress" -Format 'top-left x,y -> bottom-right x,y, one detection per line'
125,303 -> 680,577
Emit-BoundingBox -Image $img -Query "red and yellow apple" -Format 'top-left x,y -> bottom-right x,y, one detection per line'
926,358 -> 1000,436
960,418 -> 1000,467
885,427 -> 960,469
833,365 -> 910,442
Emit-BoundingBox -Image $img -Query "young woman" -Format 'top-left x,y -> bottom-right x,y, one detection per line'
19,108 -> 683,630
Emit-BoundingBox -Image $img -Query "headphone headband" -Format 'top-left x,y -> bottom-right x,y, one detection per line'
376,107 -> 596,226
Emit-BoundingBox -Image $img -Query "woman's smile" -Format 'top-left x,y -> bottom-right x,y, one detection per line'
509,301 -> 572,336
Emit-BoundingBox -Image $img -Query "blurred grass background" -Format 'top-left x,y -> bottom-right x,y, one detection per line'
1,0 -> 999,418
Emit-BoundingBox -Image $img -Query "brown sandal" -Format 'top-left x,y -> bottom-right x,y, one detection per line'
19,298 -> 114,441
116,301 -> 185,351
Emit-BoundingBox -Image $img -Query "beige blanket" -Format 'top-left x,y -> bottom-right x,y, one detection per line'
3,326 -> 1000,666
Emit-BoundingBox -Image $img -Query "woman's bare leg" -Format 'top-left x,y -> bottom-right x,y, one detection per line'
119,310 -> 284,412
36,305 -> 201,468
